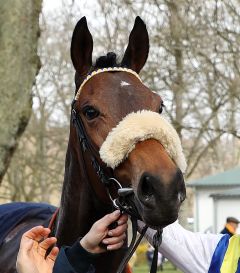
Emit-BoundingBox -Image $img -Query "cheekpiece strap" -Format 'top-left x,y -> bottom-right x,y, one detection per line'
75,67 -> 142,100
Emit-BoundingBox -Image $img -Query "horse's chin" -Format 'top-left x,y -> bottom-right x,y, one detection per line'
134,196 -> 179,229
141,210 -> 178,229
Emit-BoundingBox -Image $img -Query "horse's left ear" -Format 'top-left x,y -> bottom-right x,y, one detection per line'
121,16 -> 149,73
71,17 -> 93,76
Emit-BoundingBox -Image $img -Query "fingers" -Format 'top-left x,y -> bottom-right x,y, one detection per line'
102,233 -> 126,245
117,214 -> 128,225
24,226 -> 51,242
96,210 -> 121,229
19,226 -> 51,251
107,241 -> 125,251
39,237 -> 57,250
46,246 -> 59,263
37,237 -> 57,257
101,216 -> 128,252
108,223 -> 128,237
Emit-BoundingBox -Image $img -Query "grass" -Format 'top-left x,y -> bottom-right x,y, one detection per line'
133,262 -> 183,273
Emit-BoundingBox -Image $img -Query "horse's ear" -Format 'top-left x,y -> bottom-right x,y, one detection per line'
121,16 -> 149,73
71,17 -> 93,76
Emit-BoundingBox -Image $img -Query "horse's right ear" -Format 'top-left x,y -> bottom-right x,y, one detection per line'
71,17 -> 93,76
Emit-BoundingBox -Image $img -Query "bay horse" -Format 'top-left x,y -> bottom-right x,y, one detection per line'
0,16 -> 186,273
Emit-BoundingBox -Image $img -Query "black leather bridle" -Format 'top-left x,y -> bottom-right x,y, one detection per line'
71,99 -> 162,273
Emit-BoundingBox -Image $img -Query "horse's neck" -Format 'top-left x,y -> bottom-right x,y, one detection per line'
56,132 -> 109,246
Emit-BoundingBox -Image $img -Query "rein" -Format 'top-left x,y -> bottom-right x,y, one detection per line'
71,67 -> 163,273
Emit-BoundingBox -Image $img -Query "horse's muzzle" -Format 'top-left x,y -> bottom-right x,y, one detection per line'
136,169 -> 186,228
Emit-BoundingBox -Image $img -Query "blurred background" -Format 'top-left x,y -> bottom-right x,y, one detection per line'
0,0 -> 239,272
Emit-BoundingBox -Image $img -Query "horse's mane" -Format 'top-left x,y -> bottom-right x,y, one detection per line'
93,52 -> 121,69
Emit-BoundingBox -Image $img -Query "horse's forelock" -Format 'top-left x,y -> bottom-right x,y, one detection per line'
93,52 -> 121,70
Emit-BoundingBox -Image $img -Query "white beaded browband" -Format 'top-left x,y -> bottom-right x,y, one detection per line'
75,67 -> 142,100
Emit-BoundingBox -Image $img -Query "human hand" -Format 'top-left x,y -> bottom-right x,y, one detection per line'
80,210 -> 128,254
16,226 -> 59,273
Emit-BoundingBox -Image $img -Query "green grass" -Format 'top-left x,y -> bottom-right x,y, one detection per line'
133,262 -> 182,273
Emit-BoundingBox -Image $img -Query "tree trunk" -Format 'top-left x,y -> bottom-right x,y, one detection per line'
167,0 -> 188,227
0,0 -> 42,183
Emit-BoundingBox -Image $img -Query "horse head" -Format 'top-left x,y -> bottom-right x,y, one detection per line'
70,16 -> 186,230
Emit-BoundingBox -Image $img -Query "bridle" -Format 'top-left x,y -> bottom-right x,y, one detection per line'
71,67 -> 163,273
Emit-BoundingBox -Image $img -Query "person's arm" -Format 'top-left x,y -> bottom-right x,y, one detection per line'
138,221 -> 223,273
52,243 -> 96,273
53,210 -> 128,273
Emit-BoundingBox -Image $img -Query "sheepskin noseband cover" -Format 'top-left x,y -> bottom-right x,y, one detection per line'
99,110 -> 187,173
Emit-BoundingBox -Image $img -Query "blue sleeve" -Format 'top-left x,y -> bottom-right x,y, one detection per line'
53,241 -> 97,273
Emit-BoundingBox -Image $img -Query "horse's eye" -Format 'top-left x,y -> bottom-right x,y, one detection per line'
83,106 -> 100,120
159,102 -> 165,114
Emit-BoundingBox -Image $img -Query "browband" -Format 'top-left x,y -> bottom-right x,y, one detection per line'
75,67 -> 142,100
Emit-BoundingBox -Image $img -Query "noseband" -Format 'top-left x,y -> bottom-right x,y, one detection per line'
71,67 -> 172,273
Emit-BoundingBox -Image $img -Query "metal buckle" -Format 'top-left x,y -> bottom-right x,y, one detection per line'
118,188 -> 133,197
113,199 -> 120,209
107,179 -> 134,212
106,178 -> 123,203
108,178 -> 122,189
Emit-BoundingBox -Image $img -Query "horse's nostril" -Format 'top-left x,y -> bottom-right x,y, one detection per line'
141,175 -> 154,198
139,173 -> 157,205
138,173 -> 157,208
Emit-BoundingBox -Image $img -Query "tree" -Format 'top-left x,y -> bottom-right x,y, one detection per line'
0,0 -> 42,183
